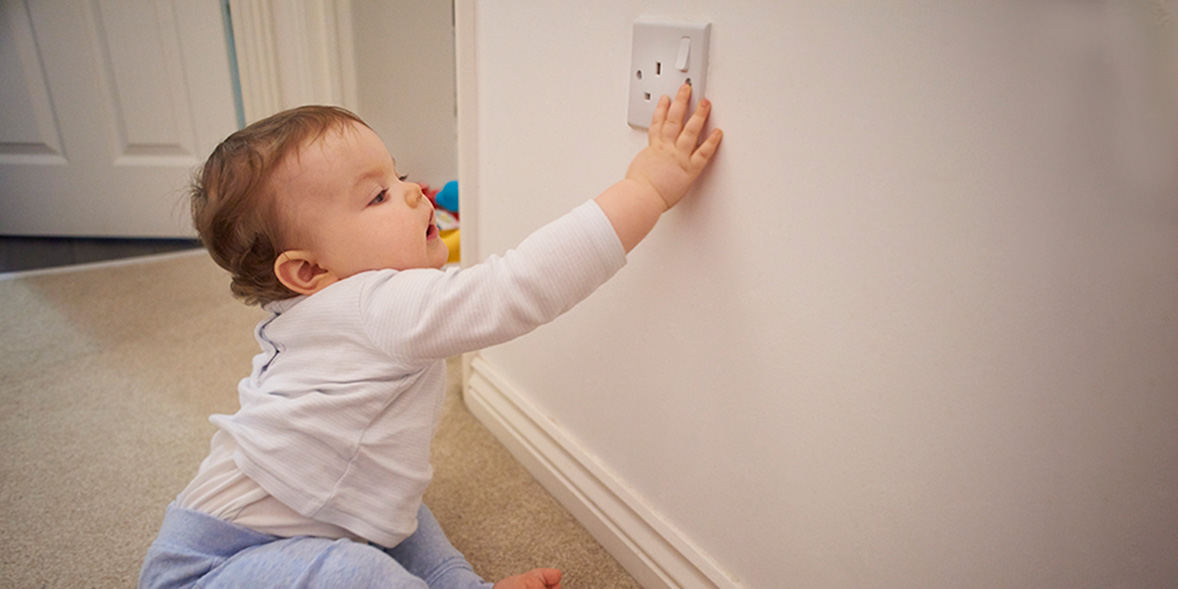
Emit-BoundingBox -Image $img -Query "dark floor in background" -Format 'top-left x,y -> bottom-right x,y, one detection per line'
0,236 -> 201,274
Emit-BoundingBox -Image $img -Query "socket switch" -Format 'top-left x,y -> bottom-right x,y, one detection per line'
628,19 -> 711,128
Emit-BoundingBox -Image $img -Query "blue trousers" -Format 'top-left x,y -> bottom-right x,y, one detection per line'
139,503 -> 494,589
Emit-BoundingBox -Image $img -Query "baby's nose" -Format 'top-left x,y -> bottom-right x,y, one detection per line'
404,184 -> 424,207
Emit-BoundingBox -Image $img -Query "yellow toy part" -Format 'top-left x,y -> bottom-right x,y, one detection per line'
440,228 -> 461,264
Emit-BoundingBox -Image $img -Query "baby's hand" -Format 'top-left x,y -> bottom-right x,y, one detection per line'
493,567 -> 562,589
593,83 -> 722,251
625,83 -> 723,210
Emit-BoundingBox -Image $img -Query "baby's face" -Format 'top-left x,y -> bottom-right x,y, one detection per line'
273,121 -> 449,279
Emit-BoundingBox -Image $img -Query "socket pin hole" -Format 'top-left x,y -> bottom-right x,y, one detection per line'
656,62 -> 662,75
636,70 -> 642,80
644,92 -> 651,101
686,78 -> 692,86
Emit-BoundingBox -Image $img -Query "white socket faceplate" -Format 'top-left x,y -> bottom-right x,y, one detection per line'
627,19 -> 711,129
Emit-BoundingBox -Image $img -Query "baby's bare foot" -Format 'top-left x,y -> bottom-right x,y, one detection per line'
492,567 -> 562,589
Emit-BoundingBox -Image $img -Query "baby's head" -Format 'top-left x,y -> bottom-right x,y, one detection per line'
192,105 -> 447,306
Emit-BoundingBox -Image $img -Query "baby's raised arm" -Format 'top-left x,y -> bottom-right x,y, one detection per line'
595,83 -> 723,252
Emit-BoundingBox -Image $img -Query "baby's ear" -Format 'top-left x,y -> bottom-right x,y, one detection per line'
274,250 -> 337,296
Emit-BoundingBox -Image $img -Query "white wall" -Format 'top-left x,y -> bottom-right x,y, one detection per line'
462,1 -> 1178,587
351,0 -> 457,187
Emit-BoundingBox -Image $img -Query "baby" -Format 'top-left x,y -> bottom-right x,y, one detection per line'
139,84 -> 721,588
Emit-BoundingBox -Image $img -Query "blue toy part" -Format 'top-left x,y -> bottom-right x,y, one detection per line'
435,180 -> 459,212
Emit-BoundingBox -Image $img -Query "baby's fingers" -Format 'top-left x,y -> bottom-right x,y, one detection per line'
677,97 -> 712,151
647,95 -> 671,140
661,83 -> 693,137
691,127 -> 723,170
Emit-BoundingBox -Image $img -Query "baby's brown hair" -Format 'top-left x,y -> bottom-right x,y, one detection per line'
191,105 -> 368,306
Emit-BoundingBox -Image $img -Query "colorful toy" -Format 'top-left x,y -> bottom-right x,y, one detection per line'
435,180 -> 459,215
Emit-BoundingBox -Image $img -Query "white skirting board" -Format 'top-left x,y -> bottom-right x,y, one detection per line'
463,354 -> 738,589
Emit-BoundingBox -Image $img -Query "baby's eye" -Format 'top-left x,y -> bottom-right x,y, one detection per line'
398,174 -> 408,181
369,189 -> 388,206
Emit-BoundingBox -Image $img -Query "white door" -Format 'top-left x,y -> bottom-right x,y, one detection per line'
0,0 -> 239,238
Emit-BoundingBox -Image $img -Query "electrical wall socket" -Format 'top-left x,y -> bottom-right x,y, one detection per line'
628,19 -> 711,129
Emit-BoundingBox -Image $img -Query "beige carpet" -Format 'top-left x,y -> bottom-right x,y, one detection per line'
0,251 -> 639,588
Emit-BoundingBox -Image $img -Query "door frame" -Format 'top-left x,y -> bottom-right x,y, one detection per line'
225,0 -> 357,124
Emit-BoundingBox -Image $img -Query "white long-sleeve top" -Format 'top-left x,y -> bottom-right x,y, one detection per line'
177,200 -> 626,547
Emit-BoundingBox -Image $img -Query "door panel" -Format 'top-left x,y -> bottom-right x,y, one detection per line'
94,0 -> 197,162
0,0 -> 238,237
0,0 -> 64,163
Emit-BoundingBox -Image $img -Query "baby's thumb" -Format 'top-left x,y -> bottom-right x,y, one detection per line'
536,568 -> 562,587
